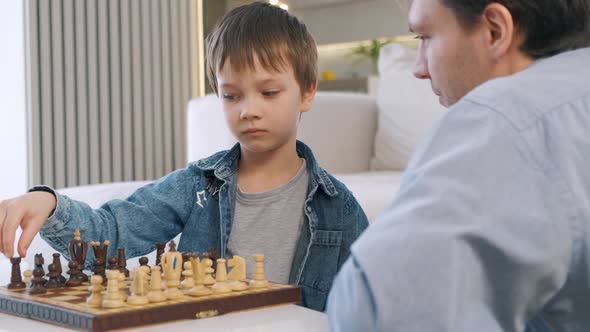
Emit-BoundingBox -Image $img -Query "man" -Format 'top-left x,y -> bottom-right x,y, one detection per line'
327,0 -> 590,331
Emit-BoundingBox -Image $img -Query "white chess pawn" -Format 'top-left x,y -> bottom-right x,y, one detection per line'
201,258 -> 215,286
22,269 -> 33,286
249,254 -> 268,289
127,268 -> 149,305
180,261 -> 195,289
147,266 -> 167,303
86,275 -> 104,307
117,271 -> 128,301
187,256 -> 212,297
102,270 -> 124,308
212,259 -> 232,294
138,265 -> 151,282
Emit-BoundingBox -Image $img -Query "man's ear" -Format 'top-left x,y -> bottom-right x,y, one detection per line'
300,80 -> 317,113
481,3 -> 516,59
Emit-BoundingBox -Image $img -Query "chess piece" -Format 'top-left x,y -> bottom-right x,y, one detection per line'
7,257 -> 26,289
127,268 -> 149,305
90,240 -> 109,278
201,258 -> 215,286
187,256 -> 212,297
249,254 -> 268,288
204,248 -> 219,272
51,253 -> 67,284
23,269 -> 33,286
139,256 -> 149,268
180,261 -> 194,289
107,256 -> 119,270
147,266 -> 166,303
227,255 -> 248,291
212,259 -> 231,294
69,229 -> 89,282
102,269 -> 124,308
92,257 -> 107,284
86,275 -> 104,307
155,242 -> 166,267
117,271 -> 128,301
30,254 -> 47,294
161,241 -> 183,299
45,264 -> 63,289
117,248 -> 129,278
65,261 -> 82,287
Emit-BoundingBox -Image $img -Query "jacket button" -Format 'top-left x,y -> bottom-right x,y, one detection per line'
306,206 -> 311,212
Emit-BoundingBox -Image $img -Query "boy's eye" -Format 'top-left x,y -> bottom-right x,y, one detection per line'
222,94 -> 236,101
262,90 -> 279,97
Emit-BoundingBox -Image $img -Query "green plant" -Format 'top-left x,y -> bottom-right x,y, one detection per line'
351,39 -> 391,75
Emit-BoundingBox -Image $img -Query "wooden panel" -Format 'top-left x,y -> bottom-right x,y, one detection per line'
98,0 -> 112,183
131,0 -> 145,180
38,0 -> 54,185
63,0 -> 78,187
86,0 -> 101,184
75,0 -> 90,186
109,0 -> 123,182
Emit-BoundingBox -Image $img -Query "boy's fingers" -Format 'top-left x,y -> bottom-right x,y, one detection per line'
18,218 -> 44,258
2,205 -> 24,258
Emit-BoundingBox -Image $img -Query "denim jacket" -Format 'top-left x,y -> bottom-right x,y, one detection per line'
39,140 -> 368,311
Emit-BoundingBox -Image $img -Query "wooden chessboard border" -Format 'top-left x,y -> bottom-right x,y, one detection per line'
0,284 -> 301,332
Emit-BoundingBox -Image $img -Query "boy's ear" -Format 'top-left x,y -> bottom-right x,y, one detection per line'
300,80 -> 317,113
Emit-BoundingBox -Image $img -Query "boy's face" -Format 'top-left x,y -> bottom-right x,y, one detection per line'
216,55 -> 316,154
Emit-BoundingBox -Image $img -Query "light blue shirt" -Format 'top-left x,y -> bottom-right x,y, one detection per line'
327,47 -> 590,332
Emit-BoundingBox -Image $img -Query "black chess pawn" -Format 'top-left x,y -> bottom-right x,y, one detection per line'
107,256 -> 119,270
92,257 -> 107,285
117,248 -> 129,278
45,264 -> 63,289
7,257 -> 26,289
138,256 -> 149,268
65,261 -> 82,287
155,242 -> 166,267
51,253 -> 67,284
29,254 -> 48,294
31,253 -> 47,283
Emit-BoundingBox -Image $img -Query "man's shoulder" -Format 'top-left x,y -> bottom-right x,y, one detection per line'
463,48 -> 590,131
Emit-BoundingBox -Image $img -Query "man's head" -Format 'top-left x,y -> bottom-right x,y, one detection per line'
206,2 -> 317,96
409,0 -> 590,107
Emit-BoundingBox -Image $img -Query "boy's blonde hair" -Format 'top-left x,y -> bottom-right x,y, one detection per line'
206,2 -> 318,95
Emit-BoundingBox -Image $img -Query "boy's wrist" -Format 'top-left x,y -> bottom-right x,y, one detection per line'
27,185 -> 58,217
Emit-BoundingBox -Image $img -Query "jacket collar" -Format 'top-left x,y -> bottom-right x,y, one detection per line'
196,140 -> 338,197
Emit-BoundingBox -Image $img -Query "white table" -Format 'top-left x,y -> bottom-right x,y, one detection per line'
0,304 -> 328,331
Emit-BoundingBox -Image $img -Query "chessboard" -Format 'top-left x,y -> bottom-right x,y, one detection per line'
0,279 -> 301,331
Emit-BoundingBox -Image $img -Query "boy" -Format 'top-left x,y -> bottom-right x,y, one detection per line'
0,2 -> 368,311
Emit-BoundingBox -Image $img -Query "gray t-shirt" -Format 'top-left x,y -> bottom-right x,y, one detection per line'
227,160 -> 309,283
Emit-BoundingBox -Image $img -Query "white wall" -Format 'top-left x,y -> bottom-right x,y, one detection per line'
0,1 -> 28,198
293,0 -> 410,45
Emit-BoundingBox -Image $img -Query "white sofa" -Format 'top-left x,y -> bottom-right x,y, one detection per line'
1,43 -> 445,283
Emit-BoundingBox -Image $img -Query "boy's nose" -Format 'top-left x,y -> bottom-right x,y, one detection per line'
239,100 -> 261,120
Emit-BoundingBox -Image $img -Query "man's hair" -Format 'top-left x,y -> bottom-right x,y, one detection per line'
206,2 -> 317,95
440,0 -> 590,58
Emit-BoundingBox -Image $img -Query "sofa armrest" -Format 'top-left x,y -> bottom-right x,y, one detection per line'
187,91 -> 378,173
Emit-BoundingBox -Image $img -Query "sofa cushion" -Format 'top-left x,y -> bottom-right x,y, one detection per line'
370,43 -> 446,171
334,171 -> 403,222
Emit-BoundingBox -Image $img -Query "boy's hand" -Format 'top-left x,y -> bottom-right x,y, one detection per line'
0,192 -> 57,258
